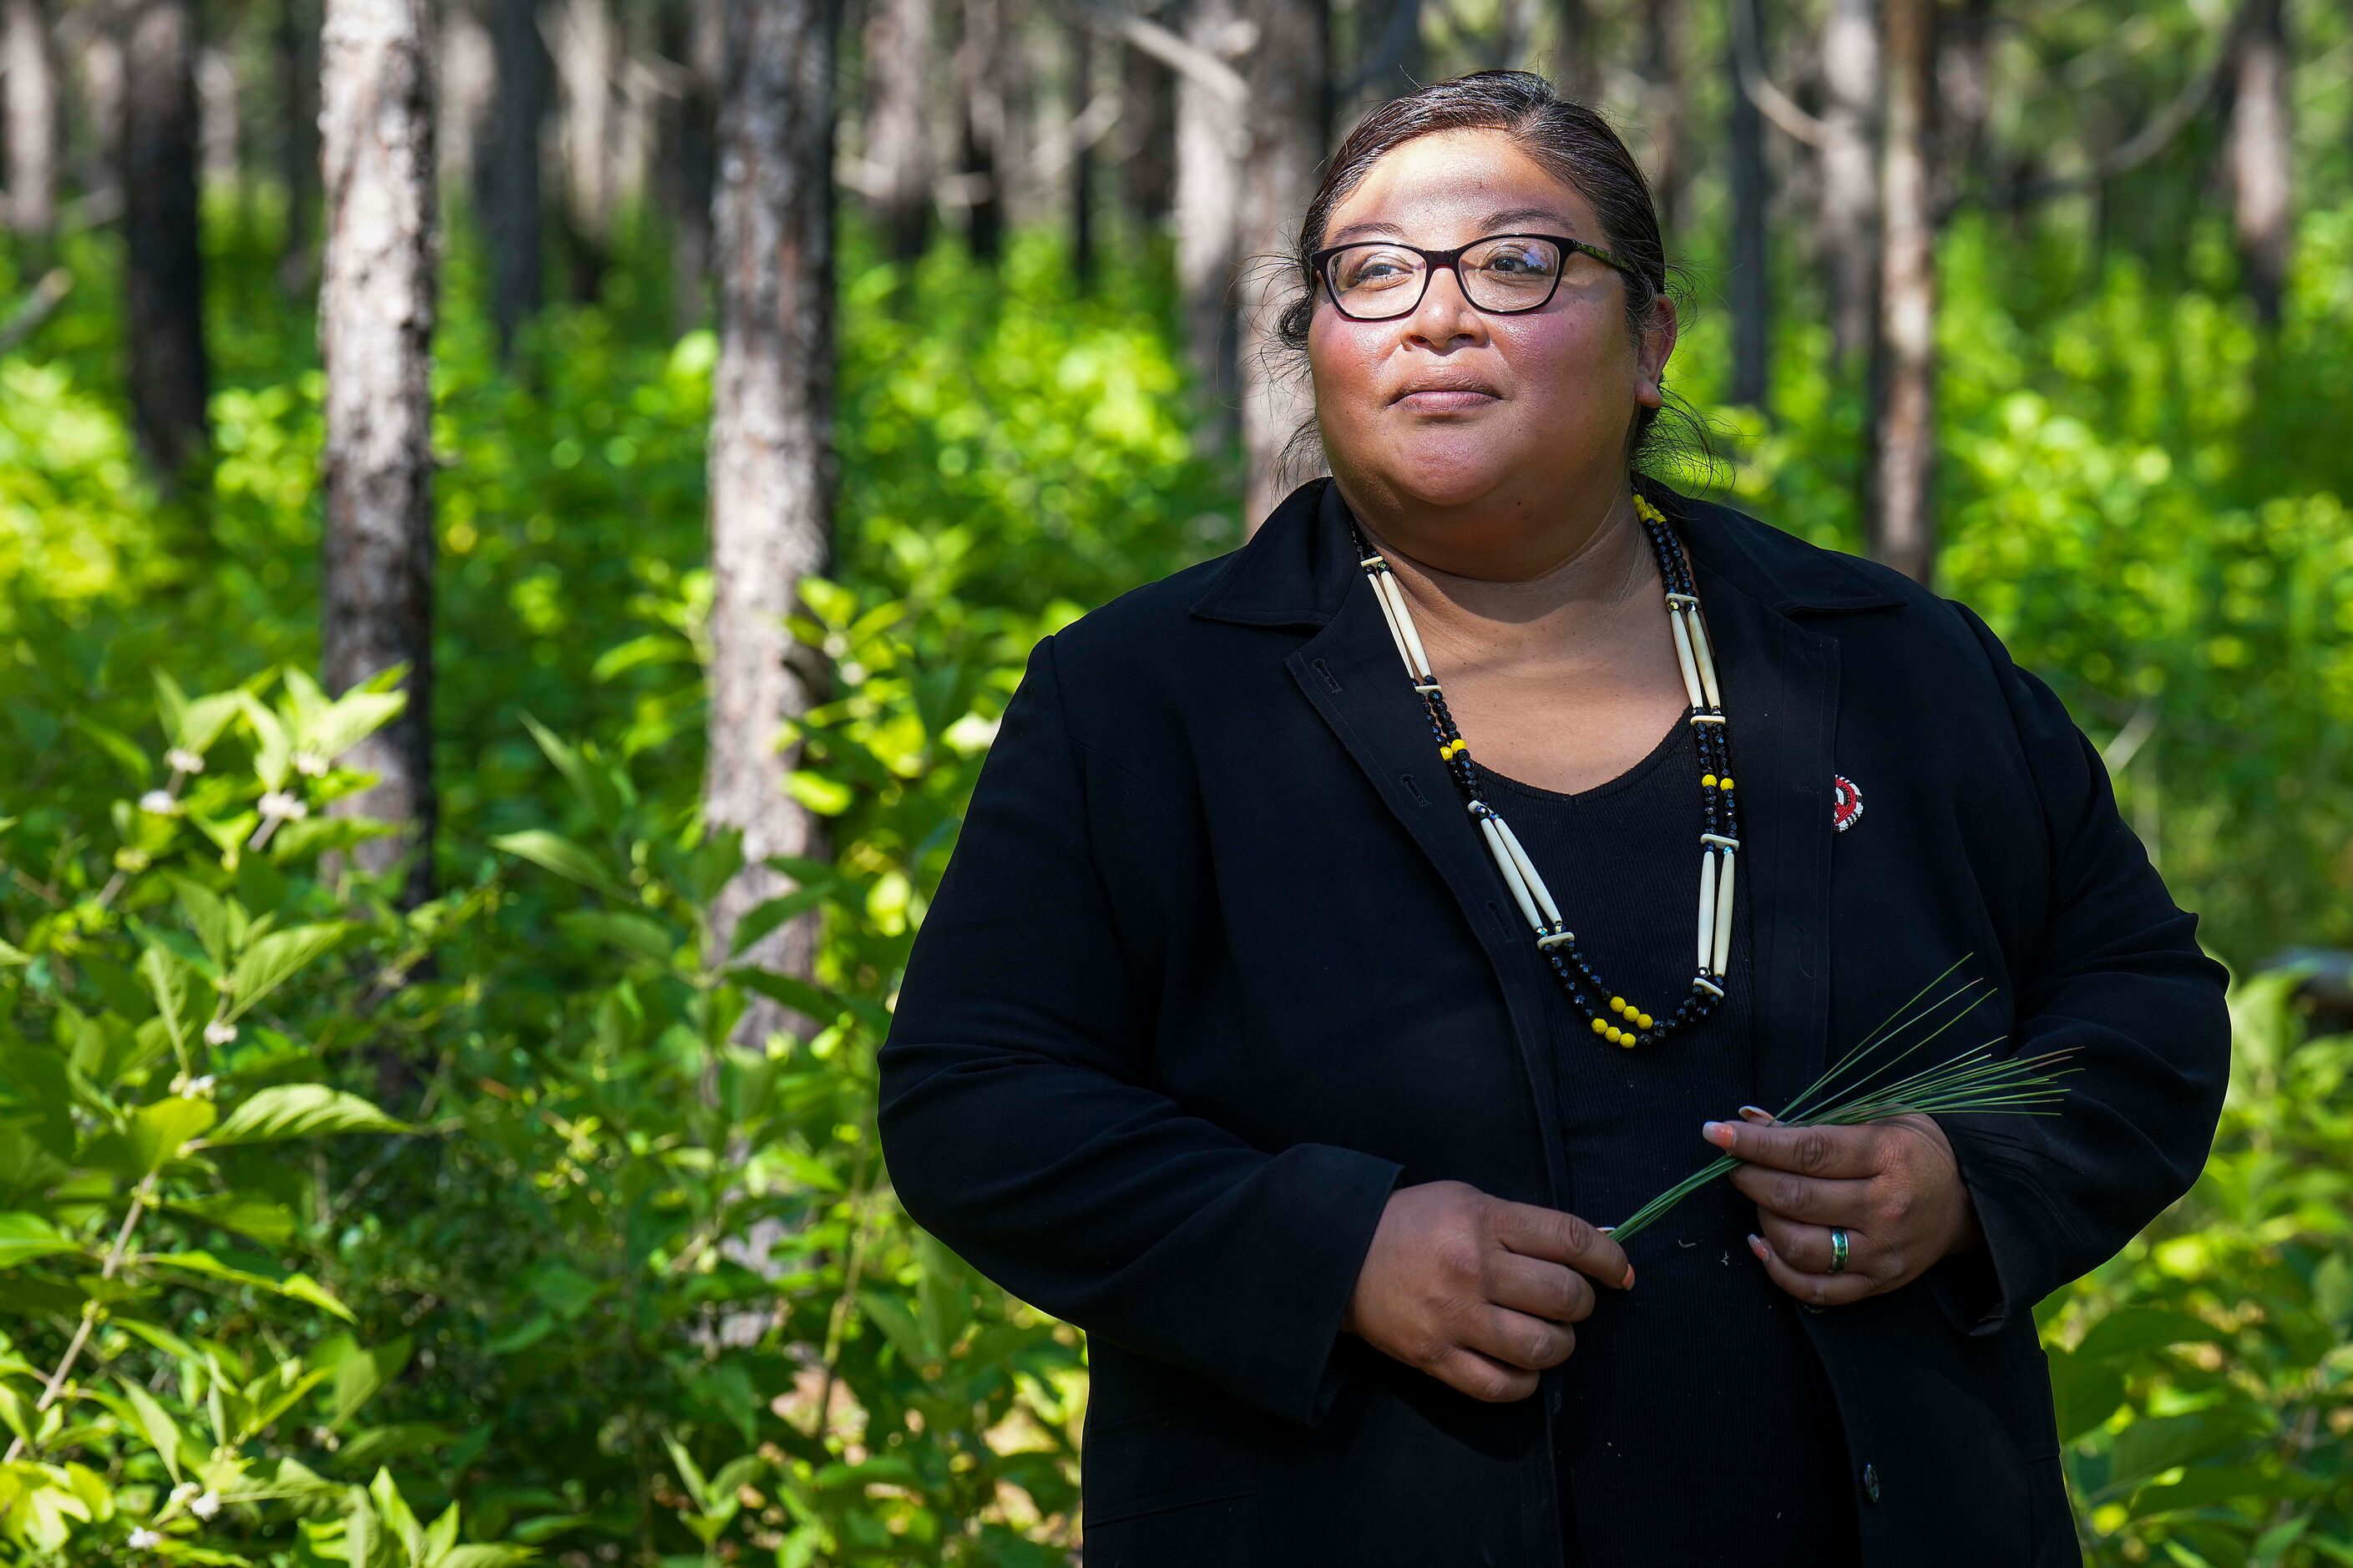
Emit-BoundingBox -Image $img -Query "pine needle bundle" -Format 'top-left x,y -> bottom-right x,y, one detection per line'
1605,956 -> 2076,1246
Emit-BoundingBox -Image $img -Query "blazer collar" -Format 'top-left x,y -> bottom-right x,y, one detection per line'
1187,475 -> 1905,630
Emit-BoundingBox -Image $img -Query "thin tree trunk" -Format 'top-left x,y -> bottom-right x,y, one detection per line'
438,0 -> 493,196
1870,0 -> 1935,584
1726,0 -> 1769,411
1175,0 -> 1245,451
276,0 -> 320,286
1117,28 -> 1173,230
706,0 -> 834,1027
1933,0 -> 1988,211
1554,0 -> 1590,103
1066,15 -> 1092,291
553,0 -> 615,300
320,0 -> 438,904
2226,0 -> 2288,329
3,0 -> 57,248
123,0 -> 209,476
863,0 -> 929,264
1641,0 -> 1683,235
658,0 -> 720,327
954,0 -> 1004,256
69,8 -> 125,215
475,0 -> 547,360
1818,0 -> 1876,363
1237,0 -> 1325,531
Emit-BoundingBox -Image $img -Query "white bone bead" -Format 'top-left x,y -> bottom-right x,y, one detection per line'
1412,682 -> 1442,694
1693,974 -> 1725,999
1536,930 -> 1576,948
1359,554 -> 1387,568
1490,813 -> 1563,926
1367,571 -> 1419,673
1696,850 -> 1718,973
1688,608 -> 1723,709
1712,849 -> 1738,977
1700,833 -> 1740,850
1480,814 -> 1546,932
1665,592 -> 1700,608
1689,713 -> 1725,725
1668,609 -> 1705,709
1379,573 -> 1437,680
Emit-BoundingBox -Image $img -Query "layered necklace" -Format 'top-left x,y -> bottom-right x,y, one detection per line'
1349,490 -> 1740,1050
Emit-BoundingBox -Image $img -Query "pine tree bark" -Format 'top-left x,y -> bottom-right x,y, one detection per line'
320,0 -> 438,904
1870,0 -> 1936,584
1641,0 -> 1683,234
1237,0 -> 1325,532
706,0 -> 834,1024
123,0 -> 210,475
658,0 -> 721,327
2225,0 -> 2288,330
1117,27 -> 1173,230
553,0 -> 616,299
1554,0 -> 1591,103
3,0 -> 57,248
1175,0 -> 1245,451
1726,0 -> 1769,410
1818,0 -> 1877,364
1066,16 -> 1093,291
277,0 -> 320,283
863,0 -> 929,264
475,0 -> 548,359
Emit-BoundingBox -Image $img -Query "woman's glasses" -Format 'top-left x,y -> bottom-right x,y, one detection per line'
1308,231 -> 1633,321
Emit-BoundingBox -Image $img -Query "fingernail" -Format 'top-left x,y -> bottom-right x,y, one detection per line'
1596,1225 -> 1615,1236
1701,1120 -> 1733,1147
1622,1265 -> 1637,1289
1747,1233 -> 1767,1259
1738,1105 -> 1774,1123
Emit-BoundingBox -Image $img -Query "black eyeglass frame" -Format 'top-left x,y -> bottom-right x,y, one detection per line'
1308,231 -> 1635,321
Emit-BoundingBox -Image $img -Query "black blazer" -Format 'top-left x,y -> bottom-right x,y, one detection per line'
878,478 -> 2232,1566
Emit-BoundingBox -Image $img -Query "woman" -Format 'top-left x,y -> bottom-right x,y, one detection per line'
878,72 -> 2229,1567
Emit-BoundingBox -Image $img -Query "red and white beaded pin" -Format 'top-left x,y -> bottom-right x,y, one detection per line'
1832,774 -> 1865,832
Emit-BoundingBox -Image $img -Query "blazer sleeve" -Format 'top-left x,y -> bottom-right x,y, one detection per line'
1929,603 -> 2233,1336
877,633 -> 1405,1425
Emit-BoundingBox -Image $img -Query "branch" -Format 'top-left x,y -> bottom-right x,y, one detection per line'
0,269 -> 73,356
1070,0 -> 1247,109
1998,4 -> 2244,207
1732,2 -> 1830,149
1337,0 -> 1423,98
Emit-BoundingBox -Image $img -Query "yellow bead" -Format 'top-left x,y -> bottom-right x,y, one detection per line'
1621,1033 -> 1638,1050
1591,1017 -> 1608,1035
1701,774 -> 1717,788
1606,1027 -> 1622,1044
1609,996 -> 1626,1014
1720,777 -> 1734,790
1637,1012 -> 1653,1029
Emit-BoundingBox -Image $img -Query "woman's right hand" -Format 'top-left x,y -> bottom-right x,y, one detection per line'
1341,1180 -> 1634,1403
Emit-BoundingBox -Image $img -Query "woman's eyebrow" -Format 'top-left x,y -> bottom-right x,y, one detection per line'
1324,206 -> 1570,244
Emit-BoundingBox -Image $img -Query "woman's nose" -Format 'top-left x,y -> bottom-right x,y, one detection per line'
1404,263 -> 1487,349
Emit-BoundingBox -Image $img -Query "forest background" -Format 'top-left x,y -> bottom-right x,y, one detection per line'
1,0 -> 2350,1562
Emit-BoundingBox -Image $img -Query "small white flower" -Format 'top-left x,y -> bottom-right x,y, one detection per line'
293,750 -> 328,777
190,1490 -> 220,1520
129,1526 -> 163,1549
178,1073 -> 219,1100
166,747 -> 206,774
203,1019 -> 238,1046
138,790 -> 181,817
257,791 -> 309,821
168,1482 -> 200,1508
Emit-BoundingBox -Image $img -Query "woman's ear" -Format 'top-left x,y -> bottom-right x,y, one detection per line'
1634,295 -> 1679,411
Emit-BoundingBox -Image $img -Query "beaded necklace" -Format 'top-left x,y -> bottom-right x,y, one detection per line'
1348,490 -> 1741,1050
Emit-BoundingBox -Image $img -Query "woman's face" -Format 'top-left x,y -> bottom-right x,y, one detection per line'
1307,128 -> 1675,523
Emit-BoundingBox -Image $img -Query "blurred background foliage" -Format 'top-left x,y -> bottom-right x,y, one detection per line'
3,0 -> 2352,1560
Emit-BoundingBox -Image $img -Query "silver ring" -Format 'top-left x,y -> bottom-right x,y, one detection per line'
1828,1227 -> 1850,1274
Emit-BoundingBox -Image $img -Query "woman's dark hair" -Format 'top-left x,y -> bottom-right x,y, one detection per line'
1268,69 -> 1709,484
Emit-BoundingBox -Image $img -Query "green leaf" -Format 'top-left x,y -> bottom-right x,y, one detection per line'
726,883 -> 833,959
2108,1409 -> 2266,1492
144,1251 -> 357,1322
170,875 -> 234,969
782,770 -> 853,816
438,1547 -> 538,1568
241,691 -> 294,791
490,831 -> 634,901
207,1085 -> 408,1146
729,968 -> 843,1027
74,713 -> 153,784
0,1211 -> 77,1269
122,1380 -> 189,1483
225,922 -> 352,1020
140,945 -> 196,1058
130,1095 -> 219,1174
2075,1306 -> 2217,1364
519,713 -> 626,828
554,911 -> 677,964
331,1336 -> 413,1432
164,1193 -> 301,1247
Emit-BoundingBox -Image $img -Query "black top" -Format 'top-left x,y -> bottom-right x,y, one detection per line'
1481,720 -> 1859,1565
878,477 -> 2233,1567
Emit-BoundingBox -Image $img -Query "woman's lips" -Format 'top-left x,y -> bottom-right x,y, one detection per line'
1395,387 -> 1499,412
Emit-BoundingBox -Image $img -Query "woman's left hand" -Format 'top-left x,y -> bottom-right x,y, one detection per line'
1702,1111 -> 1984,1307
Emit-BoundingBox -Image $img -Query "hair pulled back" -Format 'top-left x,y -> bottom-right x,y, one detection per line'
1270,69 -> 1706,483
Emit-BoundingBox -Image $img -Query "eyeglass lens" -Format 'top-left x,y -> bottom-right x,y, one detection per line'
1325,237 -> 1566,319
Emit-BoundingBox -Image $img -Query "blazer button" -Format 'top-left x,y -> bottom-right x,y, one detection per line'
1860,1462 -> 1882,1504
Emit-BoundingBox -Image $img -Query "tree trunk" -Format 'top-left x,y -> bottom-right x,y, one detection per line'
1641,0 -> 1683,235
1117,28 -> 1173,230
553,0 -> 616,300
1554,0 -> 1590,103
954,0 -> 1004,256
3,0 -> 57,249
1818,0 -> 1877,363
196,44 -> 240,216
438,0 -> 492,197
658,0 -> 720,328
863,0 -> 929,264
1175,0 -> 1245,452
1870,0 -> 1935,584
475,0 -> 547,360
1066,15 -> 1092,291
1933,0 -> 1987,211
2226,0 -> 2288,329
276,0 -> 320,286
320,0 -> 438,905
1237,0 -> 1326,532
123,0 -> 210,477
706,0 -> 835,1029
1726,0 -> 1769,411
